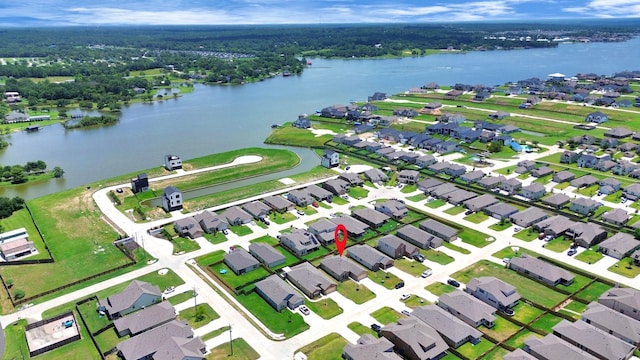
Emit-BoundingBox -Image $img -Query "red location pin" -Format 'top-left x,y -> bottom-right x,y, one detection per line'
334,224 -> 348,256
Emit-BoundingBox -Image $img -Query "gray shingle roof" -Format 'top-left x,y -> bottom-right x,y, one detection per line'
599,287 -> 640,313
553,319 -> 634,359
524,334 -> 598,360
352,207 -> 390,226
242,200 -> 271,217
509,254 -> 574,285
343,334 -> 401,360
248,243 -> 285,267
503,349 -> 536,360
463,194 -> 498,211
116,320 -> 199,360
114,301 -> 176,336
381,318 -> 448,360
99,280 -> 161,315
224,206 -> 253,223
419,219 -> 459,240
263,195 -> 295,210
347,244 -> 393,268
411,305 -> 482,345
599,233 -> 640,256
438,290 -> 496,325
466,277 -> 520,308
224,248 -> 260,272
542,193 -> 570,206
320,255 -> 367,281
287,262 -> 336,296
255,275 -> 303,309
582,302 -> 640,344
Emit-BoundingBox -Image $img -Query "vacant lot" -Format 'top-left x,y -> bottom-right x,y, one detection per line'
297,333 -> 348,360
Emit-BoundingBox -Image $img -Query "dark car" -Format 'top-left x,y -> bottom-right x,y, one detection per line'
447,279 -> 461,288
394,281 -> 405,289
464,210 -> 474,215
567,248 -> 577,256
370,323 -> 381,333
413,254 -> 425,263
501,308 -> 515,316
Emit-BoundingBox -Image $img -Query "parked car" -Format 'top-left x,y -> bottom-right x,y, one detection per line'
370,323 -> 382,333
567,248 -> 577,256
296,209 -> 305,216
447,279 -> 461,288
413,254 -> 425,263
464,210 -> 474,215
401,310 -> 411,316
341,195 -> 349,200
400,294 -> 410,301
538,233 -> 545,240
502,258 -> 510,264
116,187 -> 124,193
222,229 -> 229,235
312,202 -> 319,208
395,281 -> 405,289
501,308 -> 515,316
164,286 -> 175,294
421,269 -> 433,278
345,166 -> 351,170
513,227 -> 522,232
299,305 -> 310,315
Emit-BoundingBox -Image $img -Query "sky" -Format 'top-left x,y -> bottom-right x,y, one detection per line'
0,0 -> 639,26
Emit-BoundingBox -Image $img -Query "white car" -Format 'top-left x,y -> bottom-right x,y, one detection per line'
400,294 -> 410,301
421,269 -> 432,278
513,227 -> 522,232
164,286 -> 175,294
502,258 -> 510,264
299,305 -> 310,315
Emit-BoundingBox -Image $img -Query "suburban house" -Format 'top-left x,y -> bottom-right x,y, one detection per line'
98,280 -> 162,320
262,195 -> 296,213
164,154 -> 182,170
411,305 -> 482,349
582,302 -> 640,346
306,184 -> 333,202
293,114 -> 311,128
599,287 -> 640,322
445,189 -> 478,206
161,186 -> 183,212
339,172 -> 365,187
396,225 -> 444,249
570,198 -> 602,215
460,170 -> 486,184
560,151 -> 580,164
193,210 -> 228,233
594,159 -> 617,172
533,215 -> 574,238
255,275 -> 304,311
377,235 -> 419,259
321,149 -> 340,168
343,334 -> 401,360
374,199 -> 408,220
500,178 -> 522,194
552,319 -> 635,360
323,178 -> 350,195
285,262 -> 337,298
508,254 -> 575,286
570,174 -> 599,188
541,193 -> 571,209
248,242 -> 285,268
173,217 -> 204,239
279,229 -> 320,256
242,200 -> 271,220
419,219 -> 459,242
115,320 -> 205,360
428,183 -> 459,199
380,318 -> 448,360
465,277 -> 521,311
504,349 -> 537,360
565,222 -> 608,248
599,178 -> 622,194
531,166 -> 553,178
524,334 -> 599,360
612,162 -> 637,176
224,247 -> 261,275
320,255 -> 368,282
601,208 -> 629,226
484,203 -> 519,220
463,194 -> 499,212
623,183 -> 640,201
346,244 -> 394,271
306,218 -> 337,245
113,301 -> 176,337
577,154 -> 600,168
517,160 -> 536,171
287,189 -> 312,207
509,207 -> 548,227
331,215 -> 369,238
224,206 -> 253,225
364,168 -> 389,183
605,127 -> 634,138
350,208 -> 388,229
415,155 -> 437,168
130,173 -> 149,193
520,183 -> 546,200
417,178 -> 443,193
585,111 -> 609,123
553,170 -> 575,183
0,228 -> 37,261
398,170 -> 420,184
598,233 -> 640,259
438,290 -> 496,328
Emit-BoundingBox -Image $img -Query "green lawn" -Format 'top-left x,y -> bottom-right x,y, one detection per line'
171,235 -> 202,254
377,220 -> 399,234
301,246 -> 331,261
210,262 -> 270,290
608,258 -> 640,278
492,246 -> 538,260
394,258 -> 429,277
407,193 -> 427,202
206,338 -> 260,360
479,316 -> 522,342
542,236 -> 572,253
347,322 -> 377,337
250,235 -> 280,245
563,300 -> 588,315
269,211 -> 298,224
202,325 -> 231,341
94,327 -> 122,353
459,227 -> 492,248
203,232 -> 227,244
306,298 -> 343,319
425,282 -> 457,296
574,281 -> 611,303
444,205 -> 466,215
168,291 -> 195,306
463,212 -> 490,224
425,199 -> 447,208
452,260 -> 567,308
195,250 -> 226,266
514,229 -> 539,242
0,208 -> 50,260
511,301 -> 545,324
400,209 -> 428,224
530,313 -> 564,334
230,225 -> 254,236
367,270 -> 404,289
574,247 -> 604,264
2,319 -> 31,360
441,241 -> 471,255
77,300 -> 110,334
481,347 -> 511,360
337,280 -> 376,304
348,187 -> 370,199
405,295 -> 430,309
234,291 -> 309,338
456,338 -> 496,359
37,313 -> 100,360
271,245 -> 301,269
371,306 -> 403,325
421,248 -> 455,264
297,333 -> 348,360
178,303 -> 220,329
489,221 -> 513,231
332,196 -> 349,205
401,184 -> 418,193
265,124 -> 333,147
504,329 -> 543,348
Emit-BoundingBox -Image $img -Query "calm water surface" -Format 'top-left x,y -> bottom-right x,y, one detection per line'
2,38 -> 639,199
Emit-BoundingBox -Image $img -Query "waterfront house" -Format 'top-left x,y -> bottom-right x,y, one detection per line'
293,115 -> 311,128
130,173 -> 149,193
321,149 -> 340,168
164,154 -> 182,170
161,186 -> 182,212
586,111 -> 608,123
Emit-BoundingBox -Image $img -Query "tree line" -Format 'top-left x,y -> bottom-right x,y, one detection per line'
0,161 -> 64,184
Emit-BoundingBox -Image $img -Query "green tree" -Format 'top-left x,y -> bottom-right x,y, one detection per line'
10,166 -> 27,184
13,289 -> 25,300
53,166 -> 64,178
488,141 -> 503,153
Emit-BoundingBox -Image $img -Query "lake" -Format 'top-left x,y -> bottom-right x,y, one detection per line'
1,37 -> 639,199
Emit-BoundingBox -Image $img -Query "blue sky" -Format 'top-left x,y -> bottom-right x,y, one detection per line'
0,0 -> 639,26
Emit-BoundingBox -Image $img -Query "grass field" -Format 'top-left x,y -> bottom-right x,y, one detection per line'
463,211 -> 490,224
425,199 -> 447,208
178,303 -> 220,329
574,247 -> 604,264
444,205 -> 466,215
306,298 -> 343,319
394,258 -> 429,277
168,291 -> 195,306
297,333 -> 348,360
209,261 -> 270,290
530,313 -> 564,334
234,291 -> 309,338
609,258 -> 640,278
480,316 -> 522,341
337,280 -> 376,304
441,241 -> 471,255
370,306 -> 403,324
265,124 -> 333,147
425,282 -> 457,296
421,248 -> 455,264
347,322 -> 377,337
405,295 -> 430,309
511,302 -> 545,324
206,338 -> 259,360
574,281 -> 611,302
504,329 -> 542,348
456,337 -> 496,359
367,270 -> 403,289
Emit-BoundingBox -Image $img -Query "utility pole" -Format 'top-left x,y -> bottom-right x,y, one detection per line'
229,324 -> 234,355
